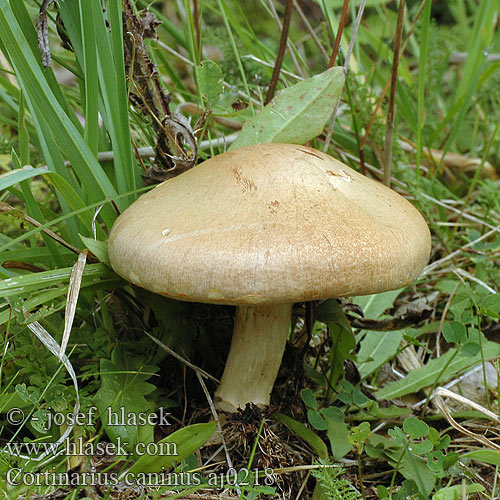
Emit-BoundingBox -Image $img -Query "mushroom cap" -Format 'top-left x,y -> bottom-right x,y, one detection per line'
108,144 -> 431,306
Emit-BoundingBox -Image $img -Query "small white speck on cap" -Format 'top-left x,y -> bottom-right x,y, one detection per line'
162,228 -> 171,236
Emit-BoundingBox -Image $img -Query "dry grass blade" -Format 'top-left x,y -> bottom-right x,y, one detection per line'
454,268 -> 497,294
294,0 -> 329,62
434,387 -> 500,423
420,194 -> 500,231
433,390 -> 500,452
59,251 -> 87,361
95,131 -> 239,164
400,140 -> 498,179
0,201 -> 82,255
450,51 -> 500,63
421,224 -> 500,276
195,372 -> 235,480
295,471 -> 311,500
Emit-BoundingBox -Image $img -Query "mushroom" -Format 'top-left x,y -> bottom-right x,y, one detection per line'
108,143 -> 431,412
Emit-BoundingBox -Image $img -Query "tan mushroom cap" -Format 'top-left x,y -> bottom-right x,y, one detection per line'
108,143 -> 431,305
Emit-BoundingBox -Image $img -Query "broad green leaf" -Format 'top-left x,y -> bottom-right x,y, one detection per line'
357,330 -> 403,379
230,67 -> 345,149
481,293 -> 500,319
308,409 -> 328,431
316,299 -> 351,331
351,403 -> 411,421
300,388 -> 318,410
328,323 -> 355,389
399,452 -> 436,498
321,407 -> 352,459
198,60 -> 224,107
15,383 -> 38,404
403,417 -> 429,439
428,428 -> 451,450
274,413 -> 328,459
410,439 -> 433,455
376,341 -> 500,400
384,446 -> 436,497
433,484 -> 484,500
462,449 -> 500,466
127,421 -> 217,474
348,422 -> 371,451
353,289 -> 402,319
0,391 -> 31,412
461,342 -> 480,357
442,321 -> 466,344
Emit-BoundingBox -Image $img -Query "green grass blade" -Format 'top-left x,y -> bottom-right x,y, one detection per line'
107,0 -> 138,196
79,1 -> 99,155
0,0 -> 118,228
9,0 -> 83,133
415,0 -> 431,176
10,151 -> 65,267
0,263 -> 113,297
215,0 -> 255,114
375,341 -> 500,400
452,0 -> 497,103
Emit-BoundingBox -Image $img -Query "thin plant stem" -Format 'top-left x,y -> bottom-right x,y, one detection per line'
192,0 -> 201,56
383,0 -> 405,187
328,0 -> 349,68
415,0 -> 432,178
357,450 -> 366,500
322,0 -> 366,152
266,0 -> 305,78
360,0 -> 426,158
265,0 -> 294,105
389,449 -> 405,500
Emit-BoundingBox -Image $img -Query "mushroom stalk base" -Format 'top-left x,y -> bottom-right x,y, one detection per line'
214,303 -> 293,413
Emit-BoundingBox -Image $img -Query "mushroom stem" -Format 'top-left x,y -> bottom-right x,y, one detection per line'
214,303 -> 293,412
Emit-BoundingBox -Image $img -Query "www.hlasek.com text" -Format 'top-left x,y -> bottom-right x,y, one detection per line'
6,436 -> 176,458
